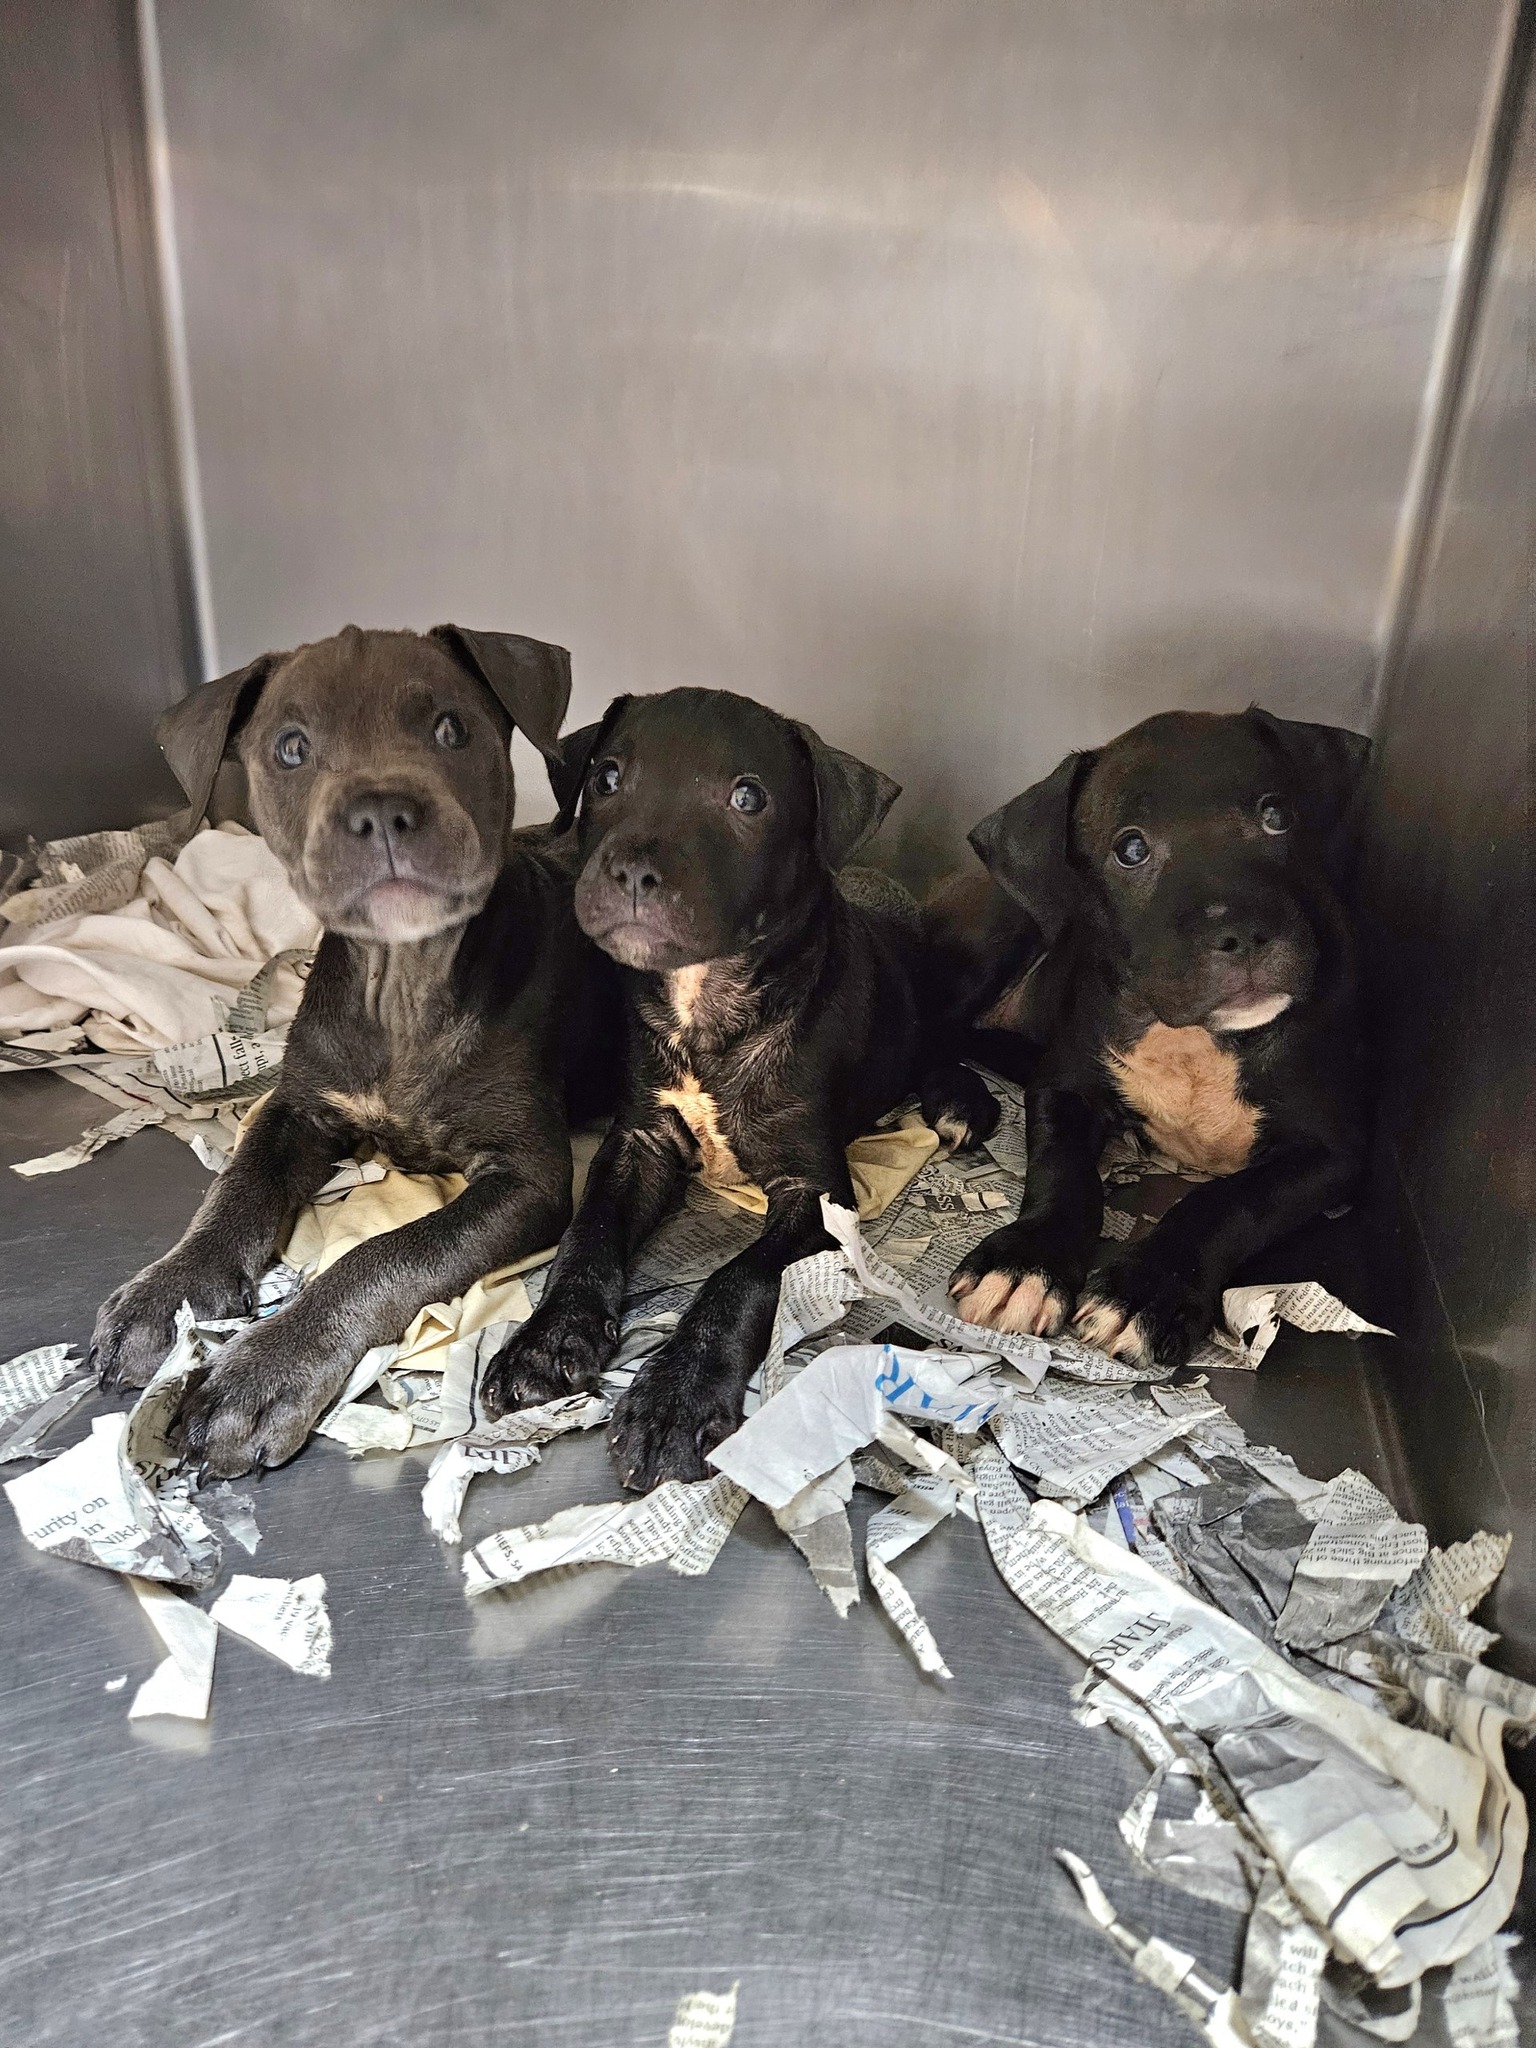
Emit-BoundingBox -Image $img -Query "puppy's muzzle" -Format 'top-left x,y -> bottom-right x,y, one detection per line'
1200,902 -> 1302,1031
576,840 -> 699,969
308,778 -> 493,940
1135,878 -> 1315,1032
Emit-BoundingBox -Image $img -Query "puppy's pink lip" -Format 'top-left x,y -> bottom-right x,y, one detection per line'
583,916 -> 701,969
368,878 -> 440,903
344,876 -> 470,942
1207,990 -> 1294,1033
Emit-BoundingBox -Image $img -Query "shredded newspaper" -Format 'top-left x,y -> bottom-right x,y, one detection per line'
3,1061 -> 1520,2040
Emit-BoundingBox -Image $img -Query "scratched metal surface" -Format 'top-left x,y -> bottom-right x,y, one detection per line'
1360,70 -> 1536,1681
0,0 -> 195,843
0,1070 -> 1441,2048
152,0 -> 1504,879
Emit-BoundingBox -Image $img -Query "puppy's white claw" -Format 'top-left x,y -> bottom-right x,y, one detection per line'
1108,1315 -> 1153,1366
1031,1291 -> 1070,1338
993,1274 -> 1048,1334
1073,1299 -> 1128,1350
957,1271 -> 1015,1325
948,1272 -> 977,1303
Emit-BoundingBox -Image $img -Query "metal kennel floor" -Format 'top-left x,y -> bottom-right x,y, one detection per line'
0,1071 -> 1509,2048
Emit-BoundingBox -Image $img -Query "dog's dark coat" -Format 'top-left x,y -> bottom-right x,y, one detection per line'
91,624 -> 616,1477
480,687 -> 917,1490
921,707 -> 1370,1369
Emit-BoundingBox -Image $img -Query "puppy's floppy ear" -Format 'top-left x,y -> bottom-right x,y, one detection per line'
155,655 -> 281,824
429,626 -> 572,774
789,721 -> 901,869
968,751 -> 1094,949
1246,706 -> 1372,826
551,696 -> 632,832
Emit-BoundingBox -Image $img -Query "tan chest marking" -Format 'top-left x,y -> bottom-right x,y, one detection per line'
321,1087 -> 392,1130
1105,1023 -> 1260,1177
657,1073 -> 746,1190
666,964 -> 710,1033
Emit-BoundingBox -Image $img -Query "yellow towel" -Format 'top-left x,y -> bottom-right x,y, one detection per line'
278,1111 -> 938,1378
705,1110 -> 939,1221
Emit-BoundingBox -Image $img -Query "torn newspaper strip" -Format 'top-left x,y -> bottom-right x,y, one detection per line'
1387,1531 -> 1512,1662
5,1414 -> 219,1586
1274,1467 -> 1429,1651
1438,1935 -> 1522,2048
463,1475 -> 747,1594
0,808 -> 196,930
6,926 -> 311,1173
1054,1849 -> 1251,2047
1234,1873 -> 1333,2048
709,1343 -> 998,1511
990,1380 -> 1223,1511
0,1343 -> 78,1424
1191,1280 -> 1392,1371
128,1576 -> 217,1722
208,1574 -> 333,1678
0,1343 -> 91,1462
975,1453 -> 1527,1990
864,1473 -> 971,1680
423,1440 -> 539,1543
11,1104 -> 165,1177
667,1983 -> 739,2048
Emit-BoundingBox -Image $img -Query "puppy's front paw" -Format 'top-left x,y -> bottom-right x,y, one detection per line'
480,1289 -> 617,1418
947,1223 -> 1085,1338
172,1318 -> 339,1479
919,1064 -> 1000,1153
1071,1247 -> 1218,1370
92,1251 -> 252,1393
607,1351 -> 743,1492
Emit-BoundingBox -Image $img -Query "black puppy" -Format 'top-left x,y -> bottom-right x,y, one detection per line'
91,625 -> 615,1476
480,687 -> 915,1490
923,707 -> 1369,1369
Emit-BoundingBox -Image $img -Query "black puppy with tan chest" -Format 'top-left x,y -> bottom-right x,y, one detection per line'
91,624 -> 615,1476
924,708 -> 1370,1369
481,687 -> 915,1490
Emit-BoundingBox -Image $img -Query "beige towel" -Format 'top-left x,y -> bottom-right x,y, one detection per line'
0,825 -> 318,1050
279,1114 -> 938,1375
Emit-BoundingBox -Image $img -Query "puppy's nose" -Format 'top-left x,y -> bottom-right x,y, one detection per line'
1204,903 -> 1272,959
606,850 -> 662,900
346,793 -> 420,840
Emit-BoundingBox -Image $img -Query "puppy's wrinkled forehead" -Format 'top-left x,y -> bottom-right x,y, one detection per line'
601,689 -> 811,808
1076,711 -> 1289,843
245,627 -> 505,754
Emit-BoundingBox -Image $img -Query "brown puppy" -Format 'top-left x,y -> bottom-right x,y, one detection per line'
922,708 -> 1369,1370
91,625 -> 616,1477
480,687 -> 917,1491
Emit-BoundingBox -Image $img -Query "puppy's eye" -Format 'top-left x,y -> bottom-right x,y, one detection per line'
729,779 -> 768,816
274,728 -> 310,769
592,760 -> 621,796
1259,794 -> 1292,836
1112,829 -> 1151,869
434,712 -> 469,749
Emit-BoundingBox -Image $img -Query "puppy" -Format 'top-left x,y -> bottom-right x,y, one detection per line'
91,624 -> 616,1477
924,708 -> 1370,1369
479,687 -> 915,1490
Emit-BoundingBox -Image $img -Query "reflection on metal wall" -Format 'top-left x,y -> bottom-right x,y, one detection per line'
155,0 -> 1501,870
1364,74 -> 1534,1674
0,0 -> 193,841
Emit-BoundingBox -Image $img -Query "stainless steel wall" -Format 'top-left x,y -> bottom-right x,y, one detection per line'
0,0 -> 194,841
1363,71 -> 1534,1674
153,0 -> 1503,871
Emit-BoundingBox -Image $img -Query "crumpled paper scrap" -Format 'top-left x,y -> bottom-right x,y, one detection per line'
1192,1281 -> 1392,1371
208,1573 -> 332,1678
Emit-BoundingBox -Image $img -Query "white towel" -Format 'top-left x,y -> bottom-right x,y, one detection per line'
0,825 -> 318,1051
